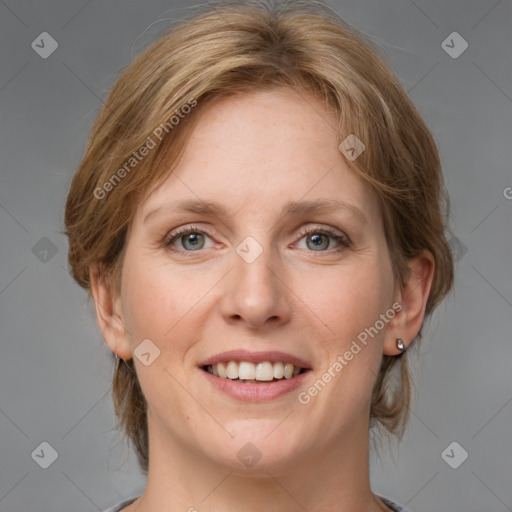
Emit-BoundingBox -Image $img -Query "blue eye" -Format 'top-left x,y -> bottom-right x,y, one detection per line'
165,226 -> 214,251
164,224 -> 350,254
305,232 -> 331,251
294,226 -> 350,252
177,232 -> 205,250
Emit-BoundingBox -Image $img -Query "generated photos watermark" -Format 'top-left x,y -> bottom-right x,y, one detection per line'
297,302 -> 403,405
94,97 -> 198,200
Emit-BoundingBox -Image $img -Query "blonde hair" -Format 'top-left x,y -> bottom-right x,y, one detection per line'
63,0 -> 454,473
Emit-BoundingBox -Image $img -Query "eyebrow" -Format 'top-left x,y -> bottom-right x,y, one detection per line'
143,198 -> 367,225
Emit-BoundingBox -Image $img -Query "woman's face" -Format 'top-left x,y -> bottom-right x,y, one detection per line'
113,88 -> 401,472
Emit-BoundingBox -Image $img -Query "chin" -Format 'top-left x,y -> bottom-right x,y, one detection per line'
204,424 -> 307,473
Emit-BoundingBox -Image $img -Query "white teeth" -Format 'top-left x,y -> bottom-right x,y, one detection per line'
217,361 -> 227,378
206,361 -> 304,381
238,362 -> 256,380
226,361 -> 238,379
255,362 -> 274,381
273,361 -> 284,379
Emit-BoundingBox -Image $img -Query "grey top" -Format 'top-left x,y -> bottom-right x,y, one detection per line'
102,497 -> 138,512
103,495 -> 408,511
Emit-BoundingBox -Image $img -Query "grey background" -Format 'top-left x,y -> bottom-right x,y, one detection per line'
1,0 -> 511,511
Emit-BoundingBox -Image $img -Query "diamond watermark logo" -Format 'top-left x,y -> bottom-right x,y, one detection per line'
441,32 -> 468,59
338,134 -> 366,161
448,235 -> 468,263
236,236 -> 263,264
237,442 -> 262,468
31,32 -> 59,59
31,441 -> 59,469
32,237 -> 58,263
134,338 -> 161,366
441,441 -> 468,469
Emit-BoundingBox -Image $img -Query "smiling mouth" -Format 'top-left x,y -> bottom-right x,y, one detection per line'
202,361 -> 309,383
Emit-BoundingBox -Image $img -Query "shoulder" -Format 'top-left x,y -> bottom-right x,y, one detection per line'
103,496 -> 407,512
378,495 -> 410,512
105,495 -> 407,512
102,496 -> 139,512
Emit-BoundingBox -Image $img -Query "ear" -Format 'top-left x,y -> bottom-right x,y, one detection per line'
89,263 -> 132,360
383,249 -> 435,356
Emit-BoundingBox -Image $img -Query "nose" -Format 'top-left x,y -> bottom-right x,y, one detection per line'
219,242 -> 293,330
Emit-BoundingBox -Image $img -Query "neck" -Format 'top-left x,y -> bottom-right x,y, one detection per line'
130,411 -> 390,512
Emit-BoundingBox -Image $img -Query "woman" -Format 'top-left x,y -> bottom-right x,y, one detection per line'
64,1 -> 454,511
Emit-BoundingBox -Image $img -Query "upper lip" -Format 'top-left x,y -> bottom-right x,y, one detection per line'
198,349 -> 312,370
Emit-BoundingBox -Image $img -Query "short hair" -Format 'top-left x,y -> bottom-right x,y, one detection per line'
63,0 -> 454,473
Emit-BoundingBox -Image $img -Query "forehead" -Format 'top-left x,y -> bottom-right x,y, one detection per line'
136,88 -> 380,226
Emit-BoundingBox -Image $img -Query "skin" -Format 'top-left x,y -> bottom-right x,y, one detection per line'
91,87 -> 434,512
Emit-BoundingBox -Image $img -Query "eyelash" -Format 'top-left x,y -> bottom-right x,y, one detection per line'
295,225 -> 351,250
163,224 -> 351,255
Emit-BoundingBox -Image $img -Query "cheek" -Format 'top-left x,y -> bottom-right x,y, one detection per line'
120,254 -> 215,361
119,258 -> 198,406
324,260 -> 394,399
295,265 -> 393,427
120,254 -> 183,343
304,259 -> 393,347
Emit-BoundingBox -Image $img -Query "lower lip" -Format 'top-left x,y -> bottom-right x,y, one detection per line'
201,369 -> 311,402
